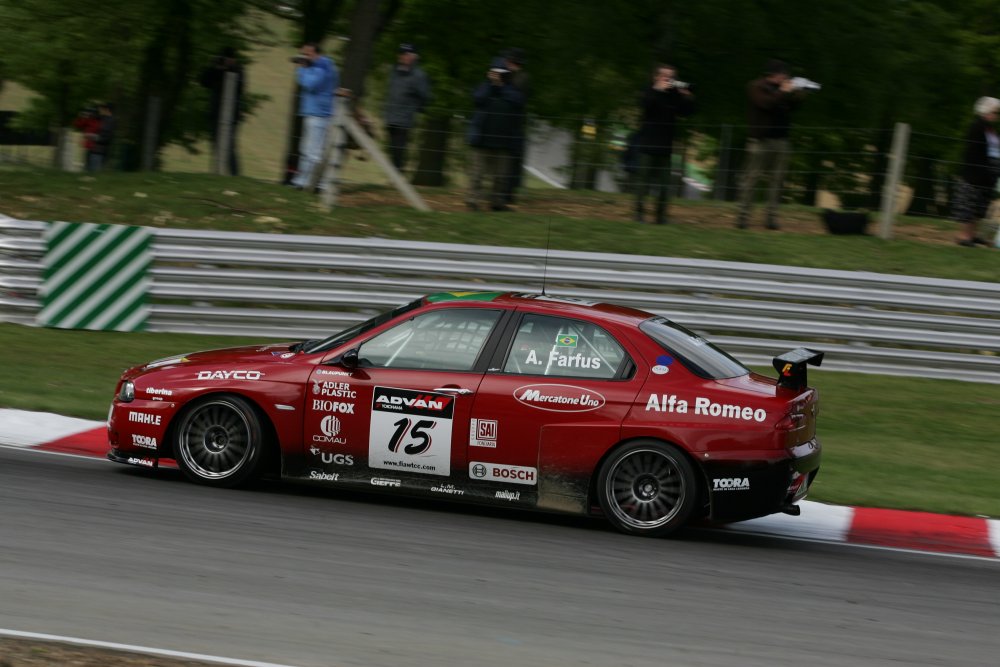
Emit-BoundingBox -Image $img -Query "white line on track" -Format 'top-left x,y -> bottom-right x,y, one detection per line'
0,628 -> 305,667
0,443 -> 112,463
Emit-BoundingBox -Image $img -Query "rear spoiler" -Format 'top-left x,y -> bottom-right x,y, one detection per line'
772,348 -> 824,390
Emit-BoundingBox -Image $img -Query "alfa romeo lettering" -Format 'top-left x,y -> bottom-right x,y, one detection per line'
513,384 -> 606,413
196,370 -> 263,381
645,394 -> 766,423
128,411 -> 161,426
312,399 -> 355,414
131,434 -> 157,449
469,462 -> 537,485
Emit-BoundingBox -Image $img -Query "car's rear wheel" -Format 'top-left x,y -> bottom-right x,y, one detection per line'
597,441 -> 698,537
174,395 -> 265,487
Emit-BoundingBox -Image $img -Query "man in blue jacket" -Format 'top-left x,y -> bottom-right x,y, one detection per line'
292,43 -> 338,189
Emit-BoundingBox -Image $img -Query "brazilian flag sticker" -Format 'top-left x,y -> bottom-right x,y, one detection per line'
426,291 -> 505,303
555,334 -> 578,347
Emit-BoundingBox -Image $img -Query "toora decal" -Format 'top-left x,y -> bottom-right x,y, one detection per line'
713,477 -> 750,491
131,434 -> 157,449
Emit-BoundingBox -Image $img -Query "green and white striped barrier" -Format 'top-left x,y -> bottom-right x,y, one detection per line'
36,221 -> 152,331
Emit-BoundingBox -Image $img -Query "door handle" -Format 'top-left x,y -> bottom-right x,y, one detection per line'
434,387 -> 473,395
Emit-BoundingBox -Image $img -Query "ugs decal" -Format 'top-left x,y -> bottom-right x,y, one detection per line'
197,370 -> 263,381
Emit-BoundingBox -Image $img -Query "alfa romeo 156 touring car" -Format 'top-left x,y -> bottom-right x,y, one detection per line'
107,291 -> 822,536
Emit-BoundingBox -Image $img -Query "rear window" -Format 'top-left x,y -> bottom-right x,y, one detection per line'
639,317 -> 748,380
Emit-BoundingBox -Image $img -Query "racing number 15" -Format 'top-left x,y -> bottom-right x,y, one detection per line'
388,418 -> 436,455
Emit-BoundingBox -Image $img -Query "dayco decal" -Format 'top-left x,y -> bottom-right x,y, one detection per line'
713,477 -> 750,491
127,456 -> 155,467
312,381 -> 357,399
196,370 -> 263,381
312,415 -> 347,445
645,394 -> 767,423
131,434 -> 157,449
371,477 -> 402,488
312,399 -> 355,414
495,490 -> 521,502
469,461 -> 537,485
513,384 -> 605,412
431,484 -> 466,496
309,471 -> 340,481
308,446 -> 353,465
128,411 -> 161,426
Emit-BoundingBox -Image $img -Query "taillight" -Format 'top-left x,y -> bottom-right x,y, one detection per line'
776,411 -> 806,431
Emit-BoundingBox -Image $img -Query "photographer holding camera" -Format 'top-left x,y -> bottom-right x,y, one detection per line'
290,42 -> 338,190
736,59 -> 808,230
632,64 -> 695,224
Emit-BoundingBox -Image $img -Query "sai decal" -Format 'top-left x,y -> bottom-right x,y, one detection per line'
469,418 -> 498,448
513,384 -> 605,413
645,394 -> 766,423
196,370 -> 263,381
713,477 -> 750,491
469,461 -> 537,485
369,386 -> 454,476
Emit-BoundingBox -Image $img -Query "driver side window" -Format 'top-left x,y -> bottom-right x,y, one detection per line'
502,313 -> 626,379
358,308 -> 502,371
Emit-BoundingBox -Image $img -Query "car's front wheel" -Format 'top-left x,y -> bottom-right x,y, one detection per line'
597,440 -> 698,537
174,395 -> 266,487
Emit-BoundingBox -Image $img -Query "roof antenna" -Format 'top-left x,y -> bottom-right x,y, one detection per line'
541,218 -> 552,295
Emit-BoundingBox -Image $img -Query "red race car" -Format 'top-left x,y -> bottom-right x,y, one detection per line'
108,291 -> 822,537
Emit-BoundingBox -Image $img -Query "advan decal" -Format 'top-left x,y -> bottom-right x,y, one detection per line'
369,386 -> 454,476
513,384 -> 605,412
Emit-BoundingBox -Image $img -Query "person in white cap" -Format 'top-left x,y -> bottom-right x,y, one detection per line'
953,96 -> 1000,247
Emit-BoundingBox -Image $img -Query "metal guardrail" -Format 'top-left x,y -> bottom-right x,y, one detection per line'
2,215 -> 999,384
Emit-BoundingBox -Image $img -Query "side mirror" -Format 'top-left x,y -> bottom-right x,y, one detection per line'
339,348 -> 359,370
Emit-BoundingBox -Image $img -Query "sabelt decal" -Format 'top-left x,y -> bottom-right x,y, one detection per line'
310,471 -> 340,481
369,387 -> 454,476
470,461 -> 537,485
196,370 -> 263,381
513,384 -> 605,412
645,394 -> 766,423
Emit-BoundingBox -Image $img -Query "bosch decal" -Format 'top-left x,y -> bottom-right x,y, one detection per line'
469,461 -> 537,485
369,387 -> 454,476
513,384 -> 605,413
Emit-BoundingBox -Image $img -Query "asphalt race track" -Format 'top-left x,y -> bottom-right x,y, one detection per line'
1,447 -> 998,667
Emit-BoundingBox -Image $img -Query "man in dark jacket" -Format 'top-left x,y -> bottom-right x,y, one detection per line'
736,59 -> 803,229
88,103 -> 116,171
953,96 -> 1000,246
632,64 -> 694,224
466,58 -> 526,211
384,43 -> 431,172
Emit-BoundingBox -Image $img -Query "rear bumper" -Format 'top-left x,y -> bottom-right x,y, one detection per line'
703,439 -> 821,523
107,448 -> 159,468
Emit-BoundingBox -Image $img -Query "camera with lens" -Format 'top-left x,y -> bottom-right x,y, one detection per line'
671,80 -> 691,90
290,56 -> 311,66
790,77 -> 821,91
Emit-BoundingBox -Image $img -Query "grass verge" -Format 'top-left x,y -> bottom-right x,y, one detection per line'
2,169 -> 999,282
1,322 -> 997,517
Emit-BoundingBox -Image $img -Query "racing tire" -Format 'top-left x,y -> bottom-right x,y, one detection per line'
174,395 -> 267,488
597,440 -> 698,537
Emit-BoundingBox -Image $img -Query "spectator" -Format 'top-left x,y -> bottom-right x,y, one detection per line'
88,103 -> 116,171
291,42 -> 338,190
384,43 -> 431,172
466,57 -> 526,212
200,47 -> 245,176
632,64 -> 694,224
72,107 -> 101,172
736,59 -> 803,230
501,47 -> 529,204
953,96 -> 1000,247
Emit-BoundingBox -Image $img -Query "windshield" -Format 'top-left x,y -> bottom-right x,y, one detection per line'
303,299 -> 423,354
639,317 -> 748,379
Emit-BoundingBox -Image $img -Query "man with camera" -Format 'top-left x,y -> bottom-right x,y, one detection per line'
384,43 -> 431,172
290,42 -> 338,190
736,59 -> 806,230
632,64 -> 694,224
466,57 -> 526,211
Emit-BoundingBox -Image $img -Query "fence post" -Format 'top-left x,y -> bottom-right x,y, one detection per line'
317,102 -> 348,211
215,71 -> 239,176
878,122 -> 910,240
714,124 -> 732,201
141,95 -> 161,172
